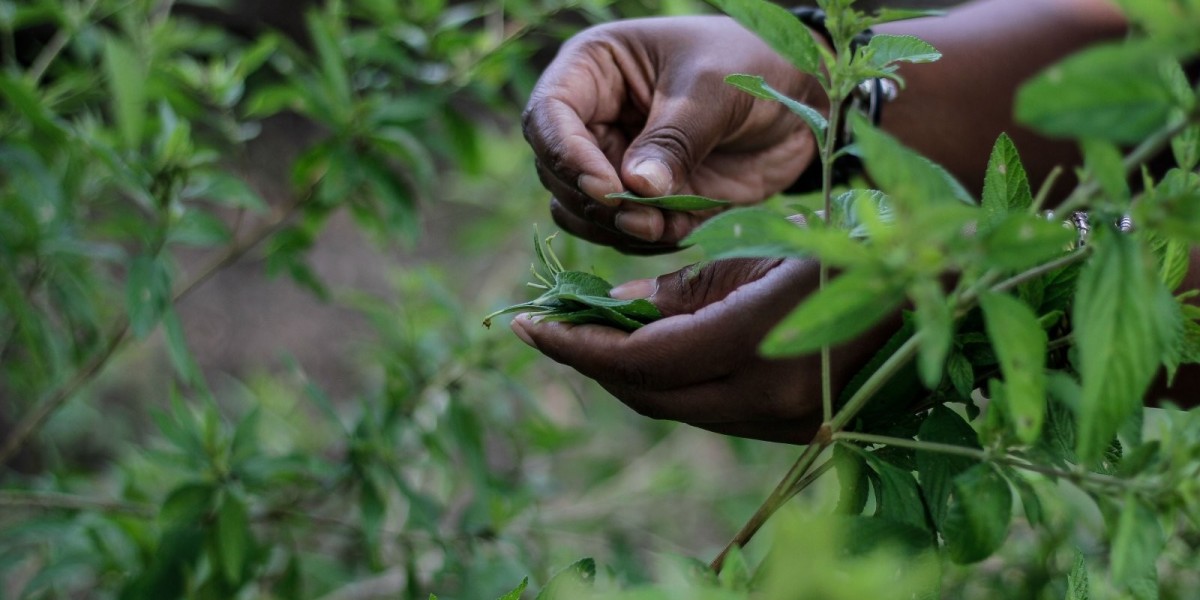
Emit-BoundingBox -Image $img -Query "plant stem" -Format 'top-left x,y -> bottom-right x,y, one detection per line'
0,490 -> 156,517
28,0 -> 102,85
1051,115 -> 1196,221
830,333 -> 922,432
709,440 -> 829,572
0,198 -> 311,470
833,431 -> 1149,490
989,247 -> 1092,296
818,95 -> 845,425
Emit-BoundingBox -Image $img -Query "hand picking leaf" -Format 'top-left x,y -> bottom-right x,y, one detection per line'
483,228 -> 662,331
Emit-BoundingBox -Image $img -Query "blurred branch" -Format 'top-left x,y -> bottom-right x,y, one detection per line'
28,0 -> 103,85
0,194 -> 314,470
0,490 -> 155,517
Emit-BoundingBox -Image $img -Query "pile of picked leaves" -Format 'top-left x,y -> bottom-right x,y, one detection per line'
483,228 -> 662,331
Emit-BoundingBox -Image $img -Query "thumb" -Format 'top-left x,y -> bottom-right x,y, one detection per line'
620,93 -> 733,197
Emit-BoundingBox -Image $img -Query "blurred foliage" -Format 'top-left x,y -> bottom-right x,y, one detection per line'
2,0 -> 1199,599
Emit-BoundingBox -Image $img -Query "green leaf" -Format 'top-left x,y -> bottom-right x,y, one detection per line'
1074,231 -> 1177,463
1067,549 -> 1089,600
126,255 -> 172,338
863,34 -> 941,69
1156,236 -> 1191,291
1081,138 -> 1130,204
706,0 -> 822,75
981,133 -> 1033,226
1110,494 -> 1164,590
498,577 -> 528,600
979,291 -> 1048,443
1173,125 -> 1200,171
862,450 -> 929,531
305,10 -> 352,111
916,405 -> 980,531
910,278 -> 953,388
102,35 -> 148,147
947,352 -> 975,399
1135,168 -> 1200,243
724,74 -> 828,151
1003,468 -> 1044,527
761,268 -> 904,357
684,207 -> 872,265
852,115 -> 975,210
981,214 -> 1075,271
942,464 -> 1012,564
1015,41 -> 1175,143
162,308 -> 202,386
168,209 -> 231,247
160,483 -> 216,527
216,495 -> 251,584
535,558 -> 595,600
605,191 -> 730,211
833,443 -> 869,515
717,545 -> 751,590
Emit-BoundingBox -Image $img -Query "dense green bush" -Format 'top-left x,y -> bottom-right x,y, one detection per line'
1,0 -> 1199,599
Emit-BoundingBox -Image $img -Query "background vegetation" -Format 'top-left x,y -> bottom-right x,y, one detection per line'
0,0 -> 1197,599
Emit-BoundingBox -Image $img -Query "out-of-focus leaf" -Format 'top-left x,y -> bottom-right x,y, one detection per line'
1111,493 -> 1164,591
853,115 -> 975,210
916,405 -> 980,531
762,268 -> 904,357
126,254 -> 172,338
103,35 -> 148,147
1016,41 -> 1175,143
943,464 -> 1012,564
685,207 -> 872,265
725,73 -> 827,150
707,0 -> 822,75
1074,231 -> 1178,463
979,291 -> 1048,443
536,558 -> 596,600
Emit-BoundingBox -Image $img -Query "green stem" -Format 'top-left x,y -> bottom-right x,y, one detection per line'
0,490 -> 156,517
989,247 -> 1092,297
27,0 -> 102,85
709,440 -> 830,572
830,333 -> 922,432
833,431 -> 1148,490
819,95 -> 846,425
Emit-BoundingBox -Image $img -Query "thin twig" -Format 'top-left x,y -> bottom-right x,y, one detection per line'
709,440 -> 829,572
28,0 -> 103,85
833,431 -> 1149,490
0,490 -> 156,517
0,198 -> 311,470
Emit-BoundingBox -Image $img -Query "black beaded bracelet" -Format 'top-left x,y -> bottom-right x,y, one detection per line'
785,7 -> 894,195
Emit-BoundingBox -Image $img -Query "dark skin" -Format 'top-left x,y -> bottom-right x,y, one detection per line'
514,0 -> 1198,444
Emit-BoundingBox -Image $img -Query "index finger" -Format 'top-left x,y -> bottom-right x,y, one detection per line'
522,49 -> 626,205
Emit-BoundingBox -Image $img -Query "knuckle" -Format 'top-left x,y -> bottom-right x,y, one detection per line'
635,123 -> 696,170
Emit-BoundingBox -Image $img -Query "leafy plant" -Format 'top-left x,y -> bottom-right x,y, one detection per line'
484,228 -> 662,330
670,0 -> 1200,595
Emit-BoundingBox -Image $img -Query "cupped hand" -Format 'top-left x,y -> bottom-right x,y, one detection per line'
523,16 -> 823,254
511,258 -> 897,444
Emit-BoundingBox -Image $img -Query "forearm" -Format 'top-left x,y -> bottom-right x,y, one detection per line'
875,0 -> 1128,195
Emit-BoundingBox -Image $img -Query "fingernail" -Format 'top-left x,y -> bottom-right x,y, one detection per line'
610,278 -> 655,300
511,315 -> 536,348
631,159 -> 673,196
615,210 -> 661,242
578,174 -> 618,205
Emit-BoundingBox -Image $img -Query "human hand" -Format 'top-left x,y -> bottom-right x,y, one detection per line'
511,258 -> 897,444
523,16 -> 823,254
